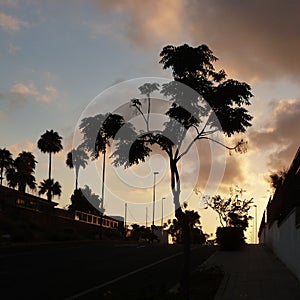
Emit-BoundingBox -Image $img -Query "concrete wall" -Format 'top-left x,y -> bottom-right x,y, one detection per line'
259,207 -> 300,281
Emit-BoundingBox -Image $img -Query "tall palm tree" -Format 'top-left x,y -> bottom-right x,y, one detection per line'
38,178 -> 62,202
80,113 -> 124,211
0,148 -> 13,185
37,130 -> 63,180
6,151 -> 37,193
66,147 -> 89,190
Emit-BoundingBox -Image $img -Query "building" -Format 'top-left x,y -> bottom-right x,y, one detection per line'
258,147 -> 300,280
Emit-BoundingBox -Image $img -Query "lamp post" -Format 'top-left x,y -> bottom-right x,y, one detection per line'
152,171 -> 159,230
252,204 -> 257,244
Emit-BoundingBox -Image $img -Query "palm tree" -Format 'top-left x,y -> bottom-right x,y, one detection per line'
38,178 -> 62,202
80,113 -> 124,211
37,130 -> 63,181
0,148 -> 13,185
66,147 -> 89,190
6,151 -> 37,193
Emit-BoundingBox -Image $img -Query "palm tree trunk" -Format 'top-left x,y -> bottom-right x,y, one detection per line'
47,190 -> 51,202
75,166 -> 79,190
99,149 -> 106,239
0,167 -> 3,185
101,149 -> 106,211
48,152 -> 52,180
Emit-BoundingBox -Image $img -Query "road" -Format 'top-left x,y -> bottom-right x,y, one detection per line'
0,241 -> 215,299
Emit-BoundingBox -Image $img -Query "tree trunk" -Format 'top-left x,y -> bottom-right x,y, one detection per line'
170,157 -> 190,299
75,166 -> 79,190
176,207 -> 191,300
99,149 -> 106,240
47,190 -> 51,202
0,167 -> 3,185
48,152 -> 52,180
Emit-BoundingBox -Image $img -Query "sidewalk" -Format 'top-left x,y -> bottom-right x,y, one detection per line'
201,244 -> 300,300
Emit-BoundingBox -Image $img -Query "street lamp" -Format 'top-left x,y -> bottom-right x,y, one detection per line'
152,171 -> 159,229
252,204 -> 257,244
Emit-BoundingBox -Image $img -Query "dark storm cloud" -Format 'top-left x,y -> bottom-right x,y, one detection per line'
186,0 -> 300,81
249,99 -> 300,169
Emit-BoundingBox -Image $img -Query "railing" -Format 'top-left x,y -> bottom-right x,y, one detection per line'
74,210 -> 118,229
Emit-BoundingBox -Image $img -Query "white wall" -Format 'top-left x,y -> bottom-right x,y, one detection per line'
259,208 -> 300,281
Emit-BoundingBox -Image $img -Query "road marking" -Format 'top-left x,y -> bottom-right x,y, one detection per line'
64,251 -> 183,300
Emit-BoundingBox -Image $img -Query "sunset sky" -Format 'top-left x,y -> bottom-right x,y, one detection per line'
1,0 -> 299,240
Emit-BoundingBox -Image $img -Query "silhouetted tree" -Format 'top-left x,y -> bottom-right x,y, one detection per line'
111,44 -> 253,298
202,188 -> 253,230
37,130 -> 63,182
167,203 -> 204,244
268,168 -> 288,190
66,147 -> 89,190
38,178 -> 61,202
80,113 -> 125,211
6,151 -> 37,192
0,148 -> 13,185
68,185 -> 102,216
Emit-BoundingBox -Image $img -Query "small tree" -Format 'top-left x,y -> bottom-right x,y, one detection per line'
0,148 -> 13,185
68,185 -> 102,216
268,168 -> 288,191
6,151 -> 37,193
38,179 -> 62,202
202,188 -> 253,230
167,203 -> 204,244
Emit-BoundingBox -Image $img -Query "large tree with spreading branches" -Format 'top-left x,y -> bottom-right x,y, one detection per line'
80,44 -> 253,298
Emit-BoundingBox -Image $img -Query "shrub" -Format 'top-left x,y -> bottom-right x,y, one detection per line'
216,226 -> 244,250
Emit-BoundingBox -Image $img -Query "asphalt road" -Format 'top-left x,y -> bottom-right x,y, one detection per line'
0,241 -> 215,299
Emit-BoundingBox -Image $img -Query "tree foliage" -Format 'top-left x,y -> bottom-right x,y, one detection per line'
203,188 -> 253,230
167,204 -> 205,244
38,178 -> 62,202
80,43 -> 253,298
66,147 -> 89,190
68,185 -> 103,215
268,168 -> 288,190
0,148 -> 13,185
37,129 -> 63,181
6,151 -> 37,193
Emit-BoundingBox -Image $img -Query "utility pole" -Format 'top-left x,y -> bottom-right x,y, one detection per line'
161,197 -> 166,227
152,171 -> 159,230
146,207 -> 148,227
124,203 -> 127,229
254,204 -> 257,244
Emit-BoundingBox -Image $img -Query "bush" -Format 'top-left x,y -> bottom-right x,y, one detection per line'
216,227 -> 244,250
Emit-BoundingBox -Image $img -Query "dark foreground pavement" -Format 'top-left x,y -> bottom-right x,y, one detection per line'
201,244 -> 300,300
0,241 -> 215,299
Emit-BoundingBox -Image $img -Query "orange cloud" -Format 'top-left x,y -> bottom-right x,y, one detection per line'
0,11 -> 28,32
11,82 -> 57,103
91,0 -> 184,48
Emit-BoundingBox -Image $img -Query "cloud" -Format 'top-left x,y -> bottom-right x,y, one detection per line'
91,0 -> 184,48
9,141 -> 36,156
91,0 -> 300,81
249,99 -> 300,170
0,82 -> 58,114
1,0 -> 19,7
10,82 -> 57,103
185,0 -> 300,82
0,11 -> 28,32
